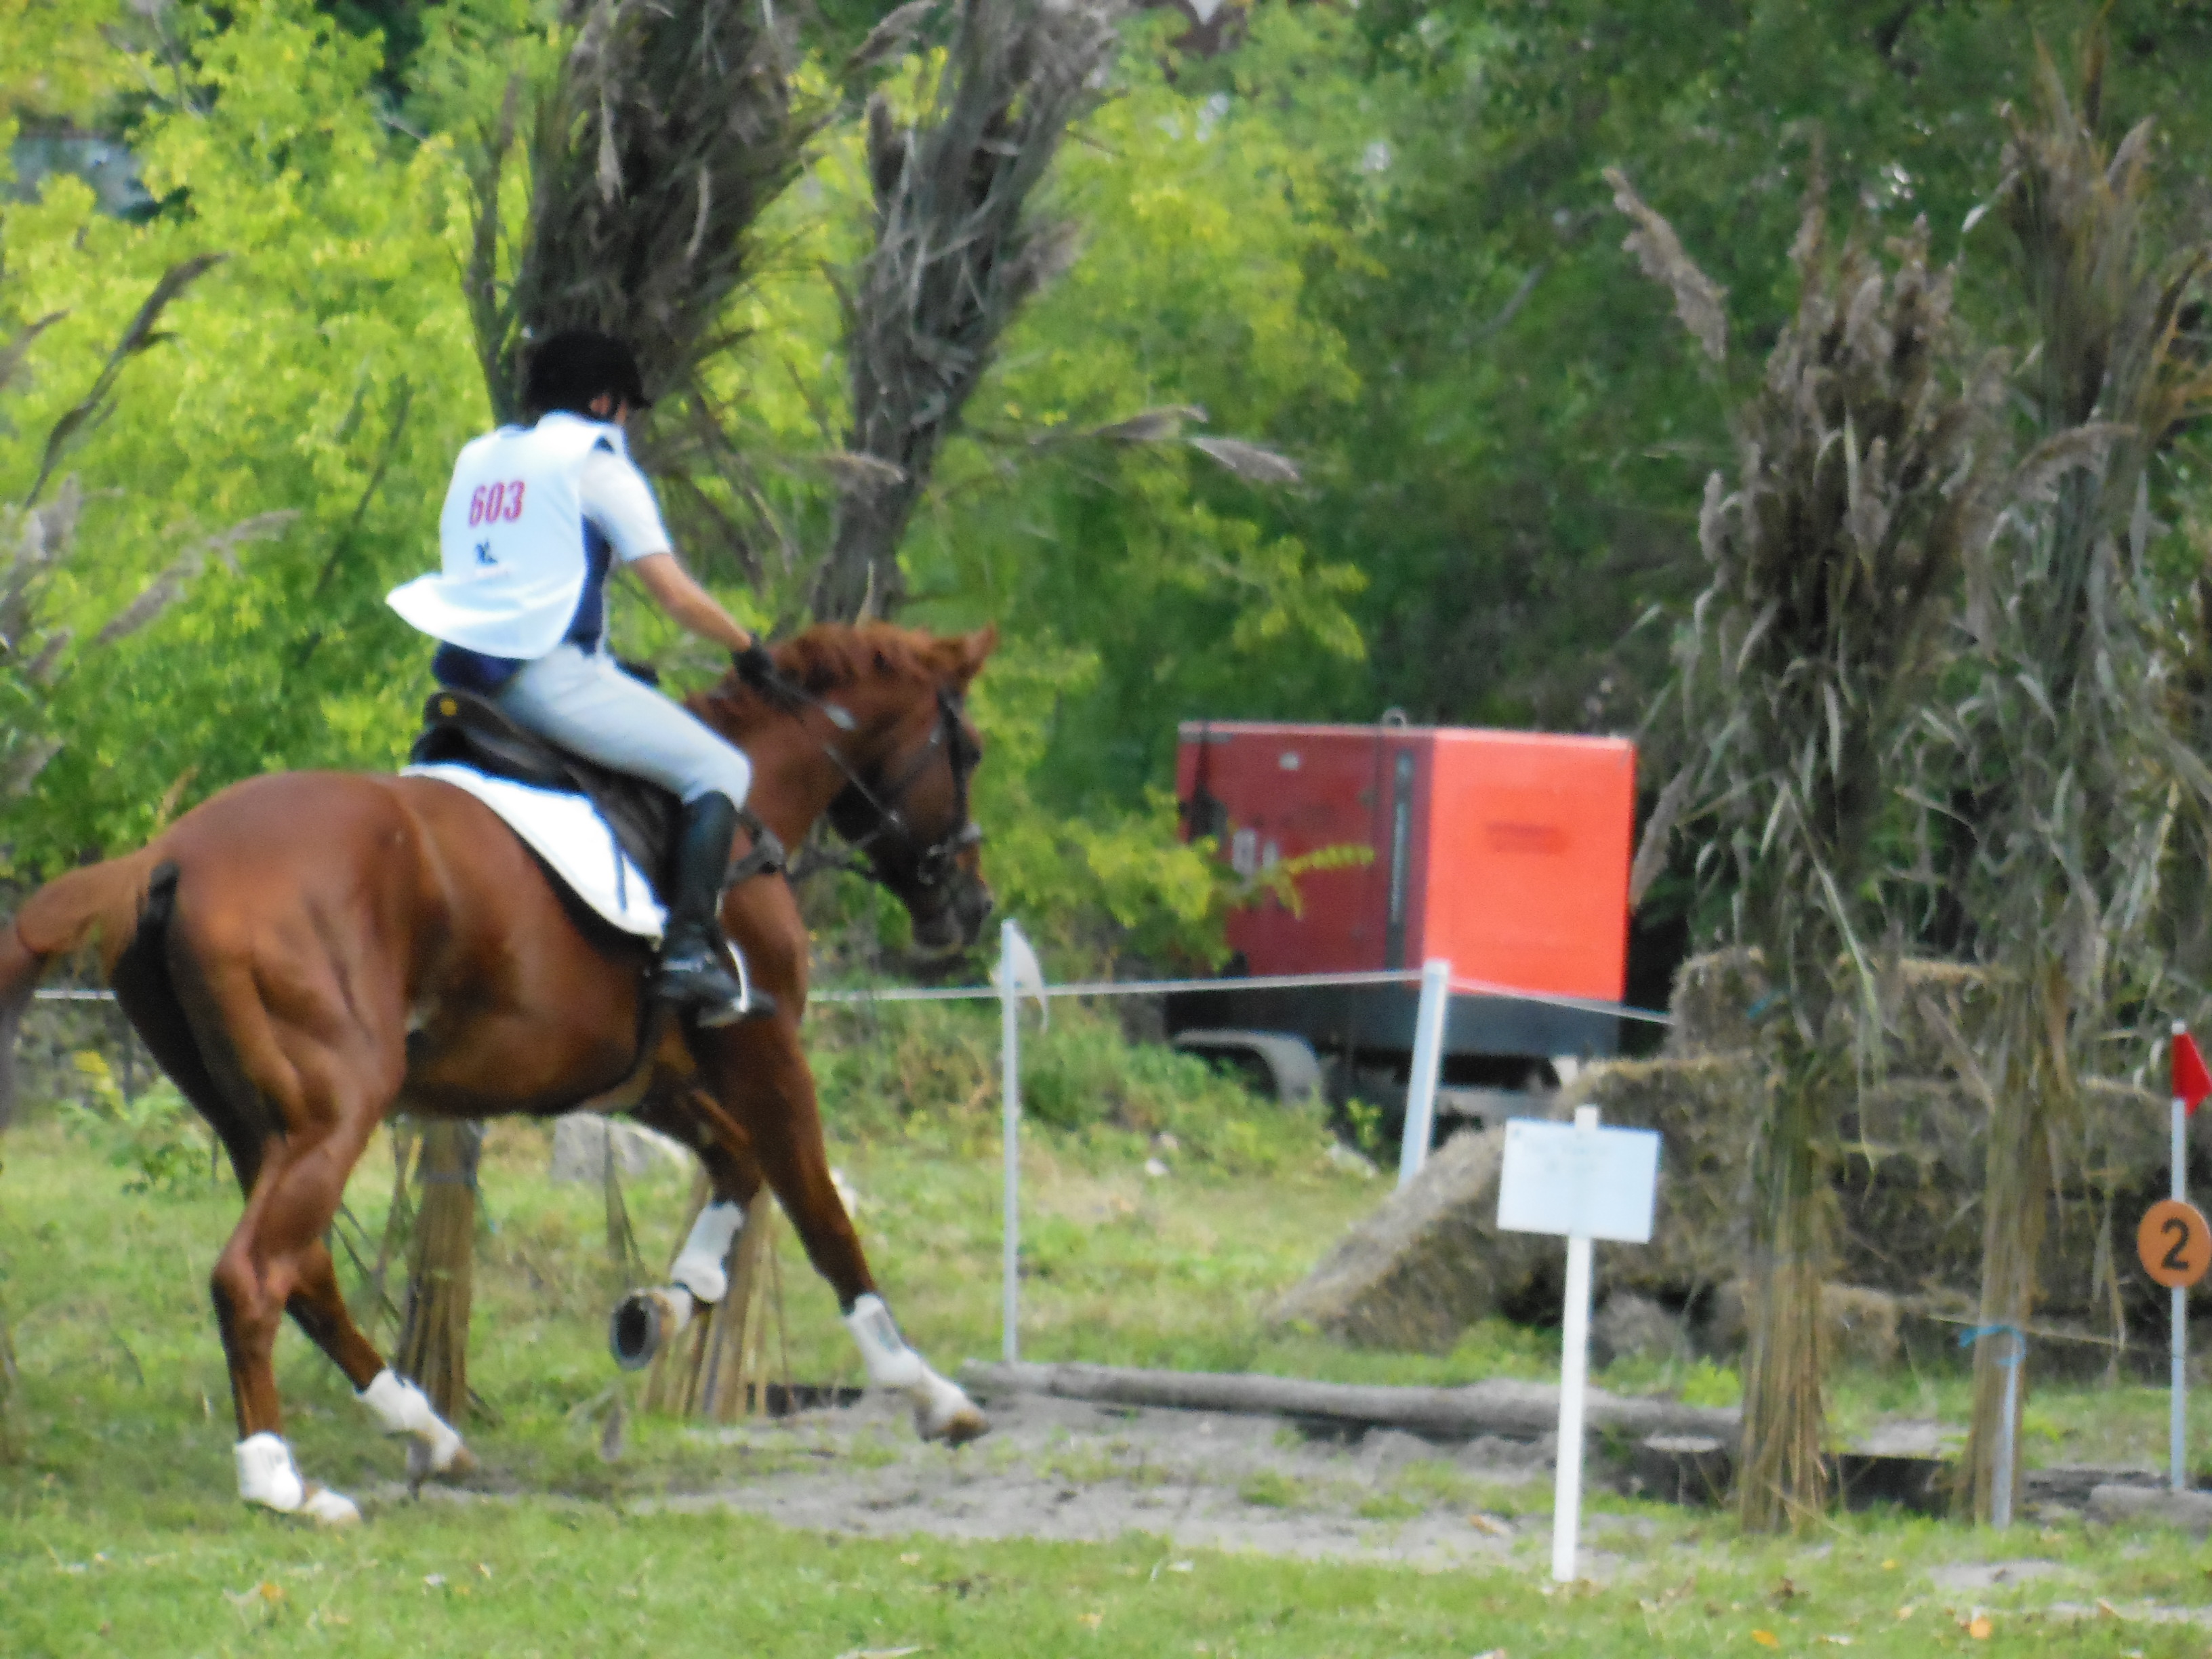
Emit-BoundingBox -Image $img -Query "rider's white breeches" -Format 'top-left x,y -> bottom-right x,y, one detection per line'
495,642 -> 752,806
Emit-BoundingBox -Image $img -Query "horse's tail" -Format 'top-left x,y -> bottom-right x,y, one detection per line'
0,851 -> 160,1128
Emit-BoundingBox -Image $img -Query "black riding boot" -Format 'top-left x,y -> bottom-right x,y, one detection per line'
655,793 -> 775,1024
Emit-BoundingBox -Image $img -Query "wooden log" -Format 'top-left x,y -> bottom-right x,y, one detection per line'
958,1359 -> 1741,1446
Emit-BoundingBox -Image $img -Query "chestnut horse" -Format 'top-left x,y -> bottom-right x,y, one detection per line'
0,622 -> 998,1524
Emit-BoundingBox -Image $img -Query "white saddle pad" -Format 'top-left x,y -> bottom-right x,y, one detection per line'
404,763 -> 666,940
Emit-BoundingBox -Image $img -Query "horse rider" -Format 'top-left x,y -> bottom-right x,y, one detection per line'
388,328 -> 773,1023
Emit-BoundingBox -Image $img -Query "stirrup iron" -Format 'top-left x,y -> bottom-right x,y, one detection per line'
695,939 -> 774,1027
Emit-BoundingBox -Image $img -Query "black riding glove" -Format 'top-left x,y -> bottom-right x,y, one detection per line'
733,640 -> 802,711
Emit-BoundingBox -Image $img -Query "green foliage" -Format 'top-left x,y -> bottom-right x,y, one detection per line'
13,0 -> 2212,1004
1,0 -> 483,867
1317,0 -> 2212,737
56,1054 -> 210,1198
808,994 -> 1332,1176
899,9 -> 1372,813
0,0 -> 137,125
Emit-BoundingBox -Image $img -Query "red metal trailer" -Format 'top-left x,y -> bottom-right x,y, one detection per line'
1169,718 -> 1638,1118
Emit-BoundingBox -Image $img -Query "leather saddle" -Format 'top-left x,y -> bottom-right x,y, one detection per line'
409,691 -> 783,905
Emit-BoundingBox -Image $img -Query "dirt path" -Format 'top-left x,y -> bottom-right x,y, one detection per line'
627,1390 -> 1659,1572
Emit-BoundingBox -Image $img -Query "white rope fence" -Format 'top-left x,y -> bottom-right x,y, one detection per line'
825,920 -> 1668,1363
35,924 -> 1669,1364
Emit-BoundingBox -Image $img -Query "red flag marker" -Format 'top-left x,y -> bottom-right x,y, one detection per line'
2177,1029 -> 2212,1116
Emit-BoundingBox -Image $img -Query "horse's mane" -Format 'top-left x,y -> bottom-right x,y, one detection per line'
698,621 -> 974,722
774,622 -> 972,693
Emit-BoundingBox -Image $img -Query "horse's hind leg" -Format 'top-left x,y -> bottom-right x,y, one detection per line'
283,1233 -> 473,1484
164,891 -> 462,1523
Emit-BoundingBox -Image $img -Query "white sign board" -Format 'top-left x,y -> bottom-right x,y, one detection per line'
1496,1118 -> 1660,1244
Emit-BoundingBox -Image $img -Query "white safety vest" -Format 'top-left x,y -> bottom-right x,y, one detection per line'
386,413 -> 624,659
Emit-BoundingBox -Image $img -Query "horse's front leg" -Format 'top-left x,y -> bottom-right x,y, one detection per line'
608,1083 -> 767,1367
685,1021 -> 989,1446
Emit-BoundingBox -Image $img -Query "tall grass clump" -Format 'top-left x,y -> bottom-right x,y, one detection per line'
1936,31 -> 2212,1519
1617,162 -> 2003,1528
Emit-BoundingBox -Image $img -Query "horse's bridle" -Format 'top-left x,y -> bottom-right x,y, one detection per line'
819,685 -> 983,895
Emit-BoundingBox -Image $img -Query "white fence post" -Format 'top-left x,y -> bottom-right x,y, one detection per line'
1397,958 -> 1453,1189
1550,1103 -> 1600,1582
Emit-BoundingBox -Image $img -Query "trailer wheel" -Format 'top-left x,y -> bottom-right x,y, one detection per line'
1168,1029 -> 1324,1105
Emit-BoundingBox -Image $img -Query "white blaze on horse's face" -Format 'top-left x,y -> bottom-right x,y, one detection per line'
842,1292 -> 989,1445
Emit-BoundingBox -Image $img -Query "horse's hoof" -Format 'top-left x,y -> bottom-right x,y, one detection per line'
611,1286 -> 695,1370
237,1431 -> 362,1522
912,1373 -> 990,1446
407,1435 -> 476,1485
931,1404 -> 990,1447
299,1484 -> 363,1528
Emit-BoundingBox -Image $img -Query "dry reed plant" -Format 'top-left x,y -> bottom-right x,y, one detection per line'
466,0 -> 813,419
393,1121 -> 484,1422
1935,31 -> 2212,1520
642,1181 -> 789,1420
811,0 -> 1124,619
1617,163 -> 2004,1528
463,0 -> 821,589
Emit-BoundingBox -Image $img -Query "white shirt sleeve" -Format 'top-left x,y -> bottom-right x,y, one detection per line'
578,445 -> 675,564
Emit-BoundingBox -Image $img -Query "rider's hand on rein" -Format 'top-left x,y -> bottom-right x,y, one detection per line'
733,640 -> 804,712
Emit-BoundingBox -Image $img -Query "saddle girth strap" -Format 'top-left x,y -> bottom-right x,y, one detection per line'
726,807 -> 787,890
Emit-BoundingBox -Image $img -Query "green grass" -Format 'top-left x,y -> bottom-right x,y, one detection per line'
12,1012 -> 2212,1654
15,1487 -> 2212,1655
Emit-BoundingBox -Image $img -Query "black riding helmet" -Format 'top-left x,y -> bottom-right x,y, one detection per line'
523,328 -> 653,419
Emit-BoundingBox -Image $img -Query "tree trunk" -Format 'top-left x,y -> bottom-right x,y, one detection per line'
815,472 -> 909,622
395,1121 -> 483,1423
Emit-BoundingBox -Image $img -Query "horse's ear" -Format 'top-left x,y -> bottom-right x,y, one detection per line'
956,624 -> 999,684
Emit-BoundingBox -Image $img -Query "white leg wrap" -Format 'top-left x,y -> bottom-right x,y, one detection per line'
671,1201 -> 746,1303
844,1292 -> 926,1390
358,1368 -> 466,1475
842,1296 -> 989,1444
235,1433 -> 361,1527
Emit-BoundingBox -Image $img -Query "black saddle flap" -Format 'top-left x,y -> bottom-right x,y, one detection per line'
411,691 -> 678,899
